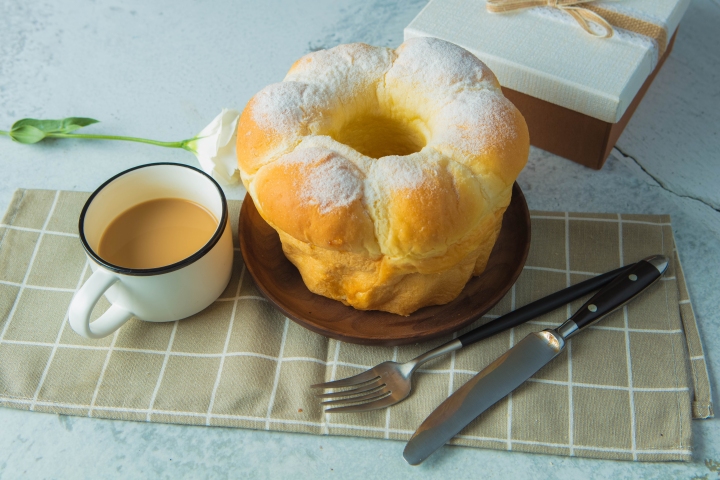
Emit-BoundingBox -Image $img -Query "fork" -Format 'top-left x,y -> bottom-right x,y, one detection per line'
311,264 -> 634,413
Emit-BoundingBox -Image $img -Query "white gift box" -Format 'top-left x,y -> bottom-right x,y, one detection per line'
405,0 -> 691,168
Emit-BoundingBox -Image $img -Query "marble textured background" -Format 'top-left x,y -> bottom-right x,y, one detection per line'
0,0 -> 718,478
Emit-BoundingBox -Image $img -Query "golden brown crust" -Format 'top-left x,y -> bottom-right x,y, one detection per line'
253,150 -> 379,254
236,38 -> 529,315
372,156 -> 485,264
236,104 -> 272,175
236,82 -> 308,176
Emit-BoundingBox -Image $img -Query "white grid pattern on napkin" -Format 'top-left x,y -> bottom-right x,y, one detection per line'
0,191 -> 710,463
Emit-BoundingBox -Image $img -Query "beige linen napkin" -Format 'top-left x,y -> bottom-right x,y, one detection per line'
0,190 -> 712,462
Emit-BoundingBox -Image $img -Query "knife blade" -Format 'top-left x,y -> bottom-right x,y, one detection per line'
403,254 -> 669,465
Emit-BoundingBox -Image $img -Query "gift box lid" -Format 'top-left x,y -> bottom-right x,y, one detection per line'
405,0 -> 691,123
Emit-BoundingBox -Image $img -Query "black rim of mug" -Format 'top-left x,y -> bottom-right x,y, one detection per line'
78,162 -> 229,277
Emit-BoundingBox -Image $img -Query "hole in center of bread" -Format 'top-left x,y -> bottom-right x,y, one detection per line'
332,115 -> 426,159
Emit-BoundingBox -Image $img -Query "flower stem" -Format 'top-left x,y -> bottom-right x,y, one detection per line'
49,132 -> 187,149
0,130 -> 8,136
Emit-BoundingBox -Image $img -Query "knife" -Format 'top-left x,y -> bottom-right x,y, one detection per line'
403,254 -> 669,465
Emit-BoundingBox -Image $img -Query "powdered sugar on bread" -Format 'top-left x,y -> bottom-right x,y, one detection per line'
276,147 -> 364,214
432,90 -> 518,158
385,37 -> 499,93
236,38 -> 529,315
248,81 -> 307,135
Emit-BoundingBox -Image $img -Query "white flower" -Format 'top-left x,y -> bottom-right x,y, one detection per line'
185,108 -> 241,185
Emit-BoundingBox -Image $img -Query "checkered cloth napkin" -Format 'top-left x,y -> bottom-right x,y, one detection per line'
0,189 -> 712,462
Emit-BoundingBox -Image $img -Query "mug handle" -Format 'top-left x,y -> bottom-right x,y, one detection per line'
69,269 -> 134,339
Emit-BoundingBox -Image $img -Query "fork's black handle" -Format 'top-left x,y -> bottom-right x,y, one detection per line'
457,264 -> 635,347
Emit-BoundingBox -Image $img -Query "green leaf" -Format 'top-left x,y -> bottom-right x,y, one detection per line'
59,117 -> 100,133
11,117 -> 100,135
9,125 -> 47,144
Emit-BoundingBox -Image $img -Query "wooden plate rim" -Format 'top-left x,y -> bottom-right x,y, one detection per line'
239,183 -> 530,346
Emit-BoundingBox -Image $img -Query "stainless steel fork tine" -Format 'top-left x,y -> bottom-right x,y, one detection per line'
310,370 -> 380,389
314,380 -> 384,399
321,389 -> 390,407
324,392 -> 395,413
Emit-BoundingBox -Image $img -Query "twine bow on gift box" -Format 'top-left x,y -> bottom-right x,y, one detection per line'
486,0 -> 669,56
487,0 -> 614,38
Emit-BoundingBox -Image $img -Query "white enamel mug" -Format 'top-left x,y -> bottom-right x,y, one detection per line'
69,163 -> 233,339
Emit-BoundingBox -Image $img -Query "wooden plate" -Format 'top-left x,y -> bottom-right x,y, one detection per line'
239,183 -> 530,346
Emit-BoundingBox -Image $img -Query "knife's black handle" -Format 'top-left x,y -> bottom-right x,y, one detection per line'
457,263 -> 635,347
565,255 -> 668,335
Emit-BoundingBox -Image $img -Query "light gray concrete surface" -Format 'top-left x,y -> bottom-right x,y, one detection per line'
0,0 -> 718,478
